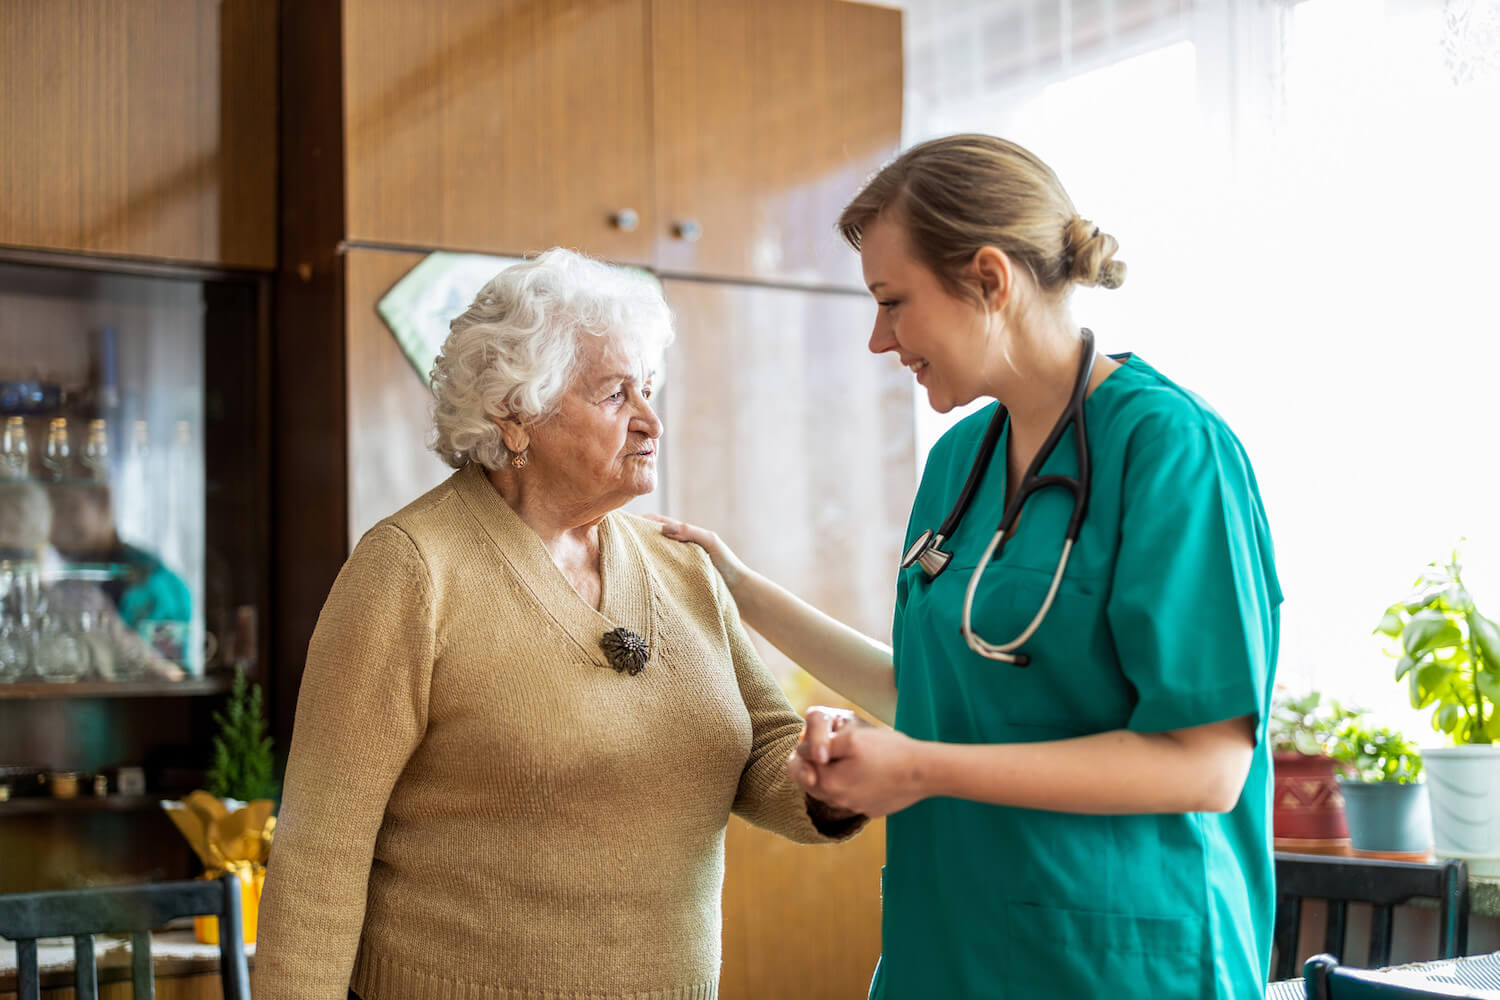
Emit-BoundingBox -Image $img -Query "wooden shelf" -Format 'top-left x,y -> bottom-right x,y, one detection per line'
0,795 -> 164,817
0,676 -> 232,700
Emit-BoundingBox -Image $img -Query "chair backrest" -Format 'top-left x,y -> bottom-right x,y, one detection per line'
1274,853 -> 1470,981
0,873 -> 249,1000
1303,954 -> 1476,999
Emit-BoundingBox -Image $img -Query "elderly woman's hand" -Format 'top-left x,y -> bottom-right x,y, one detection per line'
646,515 -> 748,590
787,706 -> 930,819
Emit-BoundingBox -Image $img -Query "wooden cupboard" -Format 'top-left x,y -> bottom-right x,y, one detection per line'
0,0 -> 277,269
275,4 -> 907,995
342,0 -> 657,267
651,0 -> 904,288
335,0 -> 902,287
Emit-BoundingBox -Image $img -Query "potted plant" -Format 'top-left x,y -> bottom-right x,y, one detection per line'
1269,689 -> 1357,848
1376,550 -> 1500,874
161,668 -> 277,944
1328,717 -> 1429,859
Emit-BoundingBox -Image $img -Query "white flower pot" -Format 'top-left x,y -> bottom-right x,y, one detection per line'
1424,746 -> 1500,876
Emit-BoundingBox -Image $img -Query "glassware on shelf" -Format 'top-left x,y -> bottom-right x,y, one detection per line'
77,609 -> 117,680
1,417 -> 29,480
83,419 -> 109,482
0,560 -> 35,681
41,417 -> 70,482
33,610 -> 91,682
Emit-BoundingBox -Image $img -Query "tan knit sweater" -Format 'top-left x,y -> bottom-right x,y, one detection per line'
253,464 -> 855,1000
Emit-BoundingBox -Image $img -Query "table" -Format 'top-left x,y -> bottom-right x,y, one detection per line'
1268,951 -> 1500,999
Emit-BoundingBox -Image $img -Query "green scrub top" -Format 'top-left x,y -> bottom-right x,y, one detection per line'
873,355 -> 1281,1000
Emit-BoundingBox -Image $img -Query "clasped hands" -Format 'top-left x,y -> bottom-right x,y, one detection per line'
786,706 -> 928,820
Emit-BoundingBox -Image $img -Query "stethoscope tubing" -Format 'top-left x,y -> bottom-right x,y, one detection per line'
900,329 -> 1098,668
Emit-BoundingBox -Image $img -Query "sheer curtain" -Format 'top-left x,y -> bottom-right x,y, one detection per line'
895,0 -> 1500,736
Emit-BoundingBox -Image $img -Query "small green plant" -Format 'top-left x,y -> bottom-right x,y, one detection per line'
1376,550 -> 1500,744
1269,689 -> 1356,756
1328,718 -> 1424,784
205,667 -> 277,802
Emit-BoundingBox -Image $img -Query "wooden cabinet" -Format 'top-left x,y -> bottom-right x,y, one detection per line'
651,0 -> 903,288
342,0 -> 656,266
335,0 -> 901,287
0,1 -> 277,269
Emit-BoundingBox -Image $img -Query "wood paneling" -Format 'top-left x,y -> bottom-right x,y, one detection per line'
0,0 -> 277,269
342,0 -> 655,264
650,0 -> 903,288
344,248 -> 455,545
722,816 -> 885,1000
272,0 -> 348,750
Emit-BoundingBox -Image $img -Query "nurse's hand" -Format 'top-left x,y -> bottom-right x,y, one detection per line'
645,514 -> 748,589
788,709 -> 929,819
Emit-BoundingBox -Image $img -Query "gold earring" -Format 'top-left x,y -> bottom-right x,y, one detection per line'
510,450 -> 528,470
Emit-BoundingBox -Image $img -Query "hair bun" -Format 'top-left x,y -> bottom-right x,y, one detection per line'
1065,216 -> 1126,290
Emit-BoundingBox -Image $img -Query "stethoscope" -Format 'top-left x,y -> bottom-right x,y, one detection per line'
900,328 -> 1096,667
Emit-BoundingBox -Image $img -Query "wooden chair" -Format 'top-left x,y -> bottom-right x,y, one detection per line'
1274,853 -> 1469,981
0,873 -> 249,1000
1303,953 -> 1476,999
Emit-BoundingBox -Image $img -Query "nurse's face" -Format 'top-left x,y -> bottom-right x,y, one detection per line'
861,215 -> 993,414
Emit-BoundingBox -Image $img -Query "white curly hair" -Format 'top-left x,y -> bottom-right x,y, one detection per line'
429,248 -> 675,471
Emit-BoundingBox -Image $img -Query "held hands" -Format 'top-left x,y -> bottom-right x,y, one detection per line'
788,706 -> 930,819
645,514 -> 748,589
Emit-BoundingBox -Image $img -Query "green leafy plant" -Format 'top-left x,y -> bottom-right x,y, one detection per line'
1328,717 -> 1424,784
205,668 -> 277,801
1376,550 -> 1500,744
1269,689 -> 1356,756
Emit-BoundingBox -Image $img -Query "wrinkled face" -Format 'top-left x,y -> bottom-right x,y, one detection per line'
524,328 -> 663,512
861,215 -> 992,413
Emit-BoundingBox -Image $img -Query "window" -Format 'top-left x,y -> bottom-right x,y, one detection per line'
896,0 -> 1500,736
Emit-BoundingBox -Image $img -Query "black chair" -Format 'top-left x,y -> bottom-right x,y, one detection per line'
1274,853 -> 1470,981
0,873 -> 250,1000
1303,953 -> 1475,999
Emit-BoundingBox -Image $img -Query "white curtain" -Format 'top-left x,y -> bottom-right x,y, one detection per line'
895,0 -> 1500,737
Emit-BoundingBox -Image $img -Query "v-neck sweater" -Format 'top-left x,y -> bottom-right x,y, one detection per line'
253,464 -> 855,1000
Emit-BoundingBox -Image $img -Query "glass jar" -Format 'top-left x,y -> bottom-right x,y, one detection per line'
33,611 -> 91,682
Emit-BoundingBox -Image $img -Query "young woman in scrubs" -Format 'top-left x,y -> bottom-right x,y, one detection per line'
655,133 -> 1281,999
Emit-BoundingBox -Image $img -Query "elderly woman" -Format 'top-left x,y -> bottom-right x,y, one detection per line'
252,248 -> 861,1000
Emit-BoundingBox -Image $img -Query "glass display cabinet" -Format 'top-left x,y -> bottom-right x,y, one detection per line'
0,251 -> 269,892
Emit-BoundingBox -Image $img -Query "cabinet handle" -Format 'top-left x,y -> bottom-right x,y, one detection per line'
610,209 -> 640,232
671,219 -> 703,243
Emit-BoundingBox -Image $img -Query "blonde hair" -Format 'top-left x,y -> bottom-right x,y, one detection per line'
838,133 -> 1125,299
429,248 -> 674,471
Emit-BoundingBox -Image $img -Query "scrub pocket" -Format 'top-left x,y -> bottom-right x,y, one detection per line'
953,565 -> 1123,732
1001,901 -> 1204,998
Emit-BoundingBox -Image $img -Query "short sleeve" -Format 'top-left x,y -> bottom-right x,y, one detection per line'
1106,421 -> 1281,740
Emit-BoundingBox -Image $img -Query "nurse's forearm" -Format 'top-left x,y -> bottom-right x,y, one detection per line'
918,716 -> 1256,814
729,567 -> 898,725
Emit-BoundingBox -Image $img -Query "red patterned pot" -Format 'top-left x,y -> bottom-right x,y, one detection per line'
1273,752 -> 1349,840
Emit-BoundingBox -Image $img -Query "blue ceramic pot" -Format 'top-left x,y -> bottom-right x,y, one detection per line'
1336,777 -> 1431,854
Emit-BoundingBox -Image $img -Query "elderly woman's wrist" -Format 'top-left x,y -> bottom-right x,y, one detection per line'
803,792 -> 866,837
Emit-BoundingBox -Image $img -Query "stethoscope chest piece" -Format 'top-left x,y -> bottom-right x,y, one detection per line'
901,529 -> 954,578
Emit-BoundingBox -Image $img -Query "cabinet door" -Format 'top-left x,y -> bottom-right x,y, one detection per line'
661,279 -> 911,997
651,0 -> 903,288
344,249 -> 456,547
0,0 -> 276,268
343,0 -> 655,264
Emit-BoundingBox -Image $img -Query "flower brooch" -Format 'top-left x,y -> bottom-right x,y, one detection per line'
600,627 -> 649,676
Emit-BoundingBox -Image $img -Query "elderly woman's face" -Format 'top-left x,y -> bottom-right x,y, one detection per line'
526,329 -> 662,509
